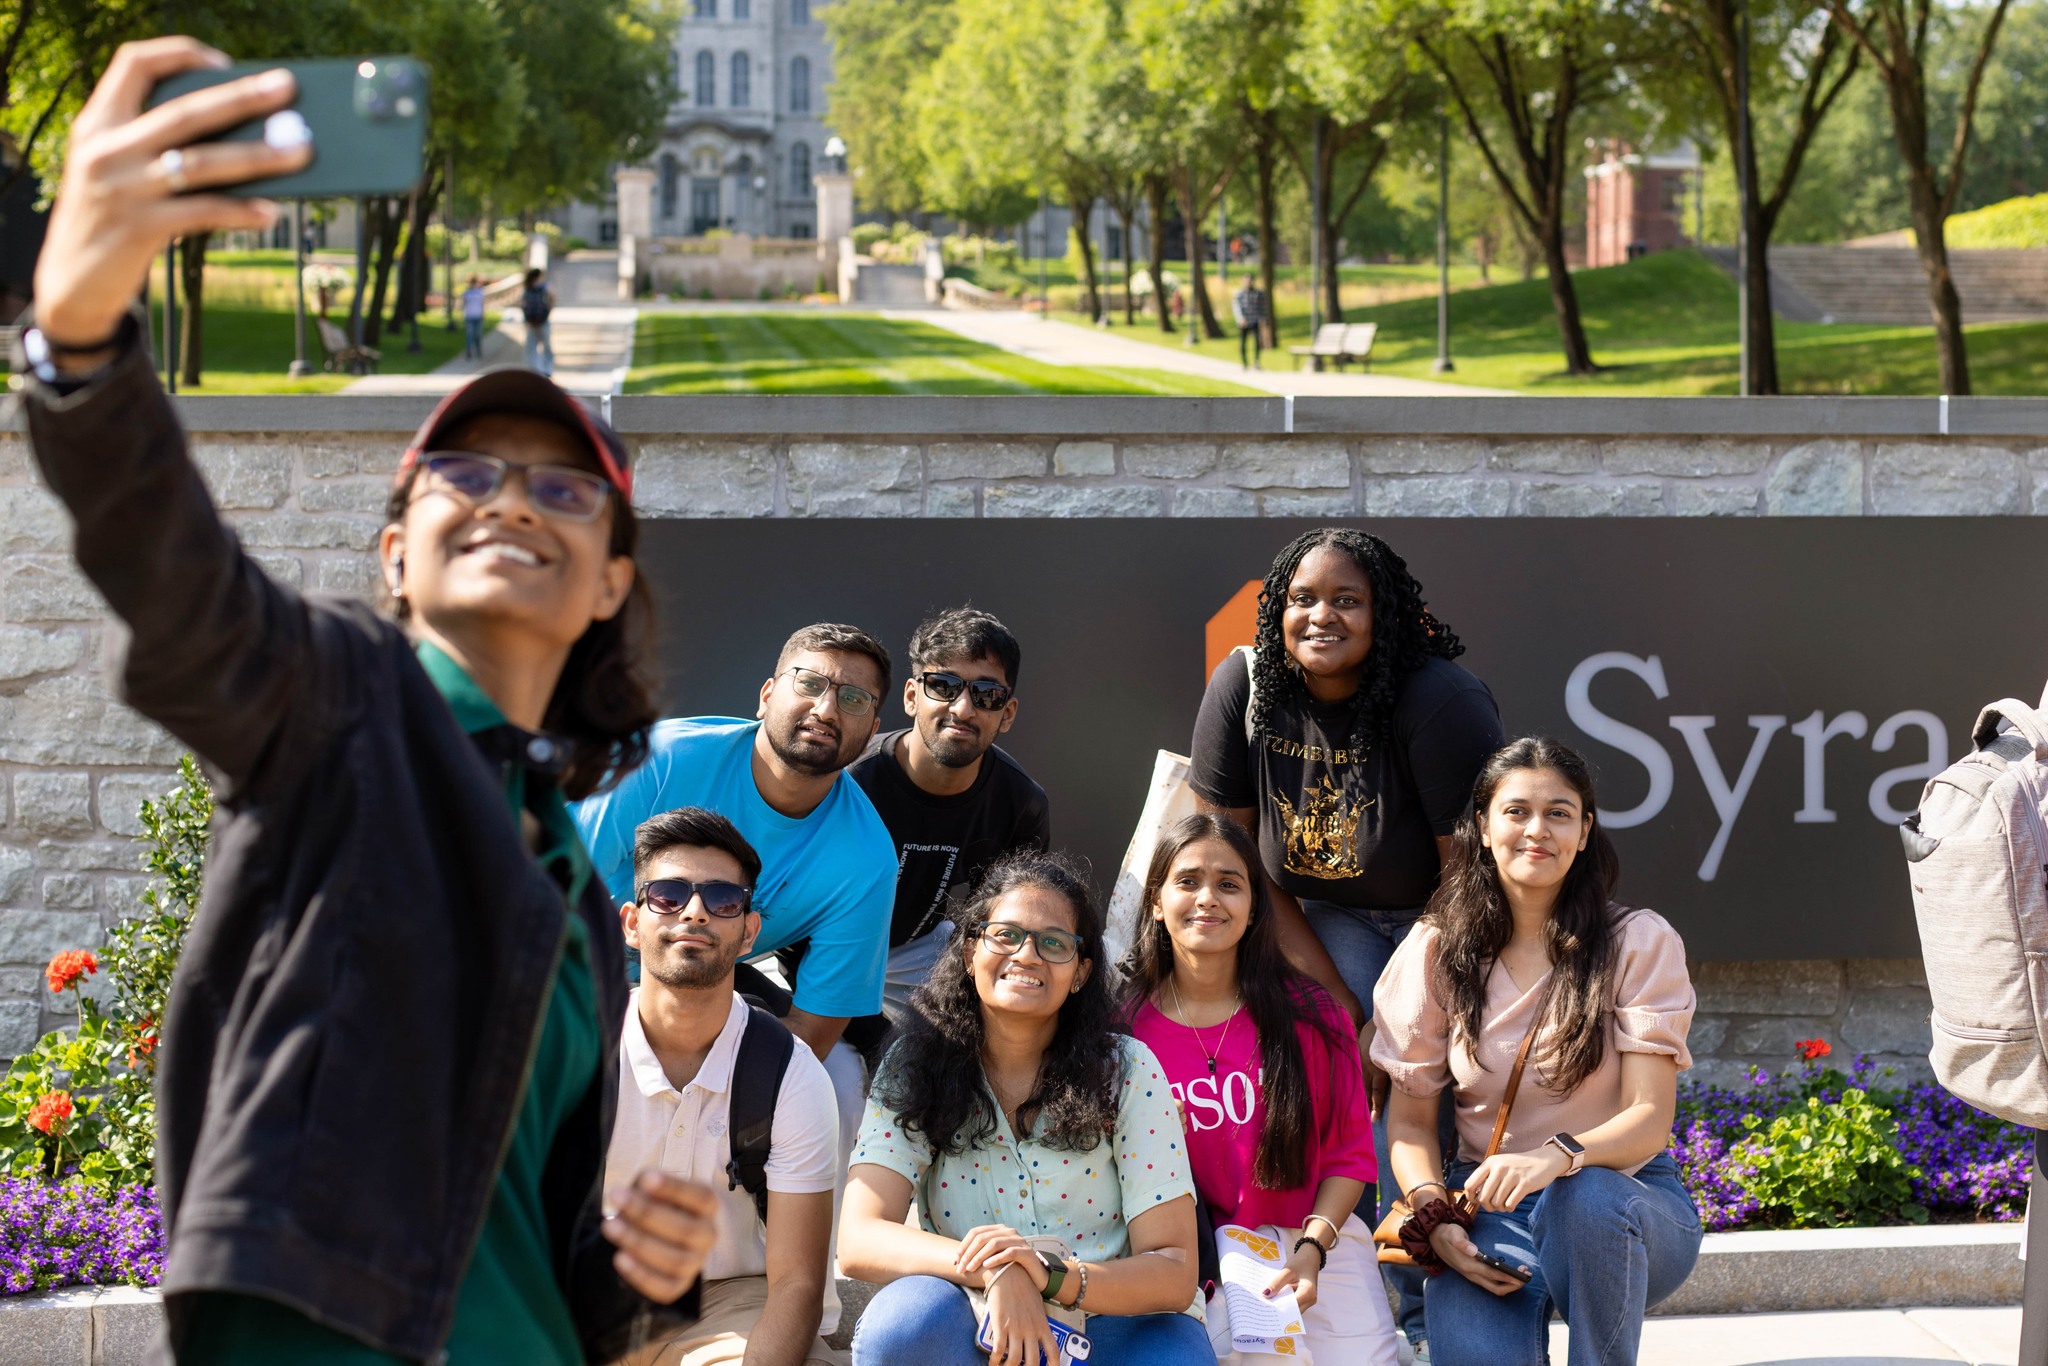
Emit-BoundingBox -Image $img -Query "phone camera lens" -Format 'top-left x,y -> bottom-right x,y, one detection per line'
388,66 -> 415,90
369,96 -> 393,118
357,60 -> 378,78
395,96 -> 417,118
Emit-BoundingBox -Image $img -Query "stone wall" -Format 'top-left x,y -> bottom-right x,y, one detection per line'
5,391 -> 2044,1074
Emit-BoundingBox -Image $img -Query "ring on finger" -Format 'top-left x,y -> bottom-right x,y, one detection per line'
158,148 -> 190,195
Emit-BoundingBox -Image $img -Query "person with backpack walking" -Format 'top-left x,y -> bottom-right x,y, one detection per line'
523,265 -> 557,376
1373,737 -> 1700,1366
608,807 -> 847,1366
462,274 -> 488,360
1231,282 -> 1269,370
1122,813 -> 1402,1366
18,38 -> 718,1363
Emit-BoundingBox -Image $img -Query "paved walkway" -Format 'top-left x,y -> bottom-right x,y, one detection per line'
1389,1306 -> 2022,1365
901,309 -> 1512,397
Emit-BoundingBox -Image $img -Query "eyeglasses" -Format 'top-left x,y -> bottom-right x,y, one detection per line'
915,671 -> 1014,712
420,452 -> 612,523
784,666 -> 878,717
636,878 -> 753,919
976,921 -> 1080,964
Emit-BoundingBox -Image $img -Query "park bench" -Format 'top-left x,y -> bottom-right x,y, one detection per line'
1289,321 -> 1378,371
315,317 -> 381,376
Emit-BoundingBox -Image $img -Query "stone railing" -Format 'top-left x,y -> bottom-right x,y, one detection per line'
2,393 -> 2044,1074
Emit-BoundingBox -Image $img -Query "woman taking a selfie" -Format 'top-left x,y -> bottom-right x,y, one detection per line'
21,39 -> 716,1362
839,853 -> 1209,1366
1372,738 -> 1701,1366
1121,813 -> 1400,1366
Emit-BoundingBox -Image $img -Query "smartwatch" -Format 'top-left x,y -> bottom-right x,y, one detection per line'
1544,1132 -> 1587,1176
1035,1249 -> 1067,1303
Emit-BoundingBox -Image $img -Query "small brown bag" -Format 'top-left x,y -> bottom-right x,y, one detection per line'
1372,983 -> 1551,1266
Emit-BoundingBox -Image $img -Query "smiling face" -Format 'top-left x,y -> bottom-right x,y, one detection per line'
1281,545 -> 1374,688
1151,836 -> 1255,960
906,652 -> 1015,769
379,412 -> 633,655
757,647 -> 885,777
970,884 -> 1092,1024
1480,766 -> 1593,898
622,843 -> 760,990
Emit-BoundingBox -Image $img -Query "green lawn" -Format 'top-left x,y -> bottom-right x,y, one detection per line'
146,303 -> 480,394
624,311 -> 1261,395
1076,250 -> 2048,396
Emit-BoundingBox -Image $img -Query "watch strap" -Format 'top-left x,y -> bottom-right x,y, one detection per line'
1037,1250 -> 1066,1302
1546,1132 -> 1586,1175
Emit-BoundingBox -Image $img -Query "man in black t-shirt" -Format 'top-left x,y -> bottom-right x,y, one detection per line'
846,608 -> 1050,1050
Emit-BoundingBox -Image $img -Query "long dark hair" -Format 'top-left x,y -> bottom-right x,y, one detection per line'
1248,527 -> 1463,758
875,852 -> 1121,1153
1426,736 -> 1624,1095
1119,814 -> 1341,1191
386,466 -> 658,801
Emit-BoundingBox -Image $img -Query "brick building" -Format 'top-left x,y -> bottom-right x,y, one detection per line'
1585,140 -> 1703,268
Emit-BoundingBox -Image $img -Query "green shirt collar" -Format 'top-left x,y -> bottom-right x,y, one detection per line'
416,639 -> 508,735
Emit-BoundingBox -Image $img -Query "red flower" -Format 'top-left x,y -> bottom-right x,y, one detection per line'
1794,1038 -> 1832,1062
27,1091 -> 73,1135
44,949 -> 98,994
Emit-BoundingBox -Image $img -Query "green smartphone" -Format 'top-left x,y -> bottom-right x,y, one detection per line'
144,56 -> 428,199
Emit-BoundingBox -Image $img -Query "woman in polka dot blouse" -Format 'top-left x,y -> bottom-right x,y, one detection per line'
839,852 -> 1213,1366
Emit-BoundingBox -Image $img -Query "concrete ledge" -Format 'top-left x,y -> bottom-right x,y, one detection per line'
97,392 -> 2048,437
1652,1223 -> 2024,1316
0,1284 -> 159,1365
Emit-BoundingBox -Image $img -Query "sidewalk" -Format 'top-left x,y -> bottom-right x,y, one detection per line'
343,307 -> 638,397
1400,1306 -> 2022,1365
901,309 -> 1513,398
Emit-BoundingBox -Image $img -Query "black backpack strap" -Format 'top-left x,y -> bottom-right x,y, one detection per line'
725,1003 -> 796,1225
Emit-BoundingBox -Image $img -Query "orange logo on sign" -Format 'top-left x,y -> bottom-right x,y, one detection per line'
1205,580 -> 1262,680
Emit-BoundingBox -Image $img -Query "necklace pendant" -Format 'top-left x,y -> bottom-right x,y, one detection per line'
1207,1058 -> 1217,1075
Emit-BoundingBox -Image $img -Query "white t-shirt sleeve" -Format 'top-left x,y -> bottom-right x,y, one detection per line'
766,1040 -> 842,1194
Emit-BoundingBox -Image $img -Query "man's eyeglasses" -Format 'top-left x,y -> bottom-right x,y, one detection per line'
916,671 -> 1014,712
636,878 -> 753,919
420,452 -> 611,523
784,666 -> 878,717
976,921 -> 1080,964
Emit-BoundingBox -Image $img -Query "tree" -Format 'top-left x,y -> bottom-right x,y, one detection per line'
1660,0 -> 1859,394
825,0 -> 955,214
1823,0 -> 2015,394
1405,0 -> 1654,374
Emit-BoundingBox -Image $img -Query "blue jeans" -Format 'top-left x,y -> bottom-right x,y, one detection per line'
851,1275 -> 1215,1366
524,319 -> 553,375
1426,1154 -> 1702,1366
463,316 -> 484,358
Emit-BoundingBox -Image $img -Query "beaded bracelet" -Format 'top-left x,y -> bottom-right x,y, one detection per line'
1292,1235 -> 1328,1272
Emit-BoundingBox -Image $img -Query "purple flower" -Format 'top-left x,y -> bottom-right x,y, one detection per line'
0,1177 -> 161,1295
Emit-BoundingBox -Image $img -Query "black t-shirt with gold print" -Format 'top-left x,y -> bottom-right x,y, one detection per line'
1189,649 -> 1504,911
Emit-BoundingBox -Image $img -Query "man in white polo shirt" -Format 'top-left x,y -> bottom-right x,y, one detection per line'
607,807 -> 846,1366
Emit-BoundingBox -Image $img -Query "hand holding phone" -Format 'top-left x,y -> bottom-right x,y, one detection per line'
1472,1248 -> 1535,1284
30,37 -> 310,354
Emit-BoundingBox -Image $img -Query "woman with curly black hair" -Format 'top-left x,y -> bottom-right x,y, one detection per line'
839,852 -> 1209,1366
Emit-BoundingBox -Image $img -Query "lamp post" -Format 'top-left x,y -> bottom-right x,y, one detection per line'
444,151 -> 456,331
1434,112 -> 1453,374
1735,0 -> 1753,396
1037,188 -> 1048,321
289,200 -> 310,378
1308,114 -> 1323,339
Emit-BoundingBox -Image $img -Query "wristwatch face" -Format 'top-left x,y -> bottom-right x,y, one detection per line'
1551,1132 -> 1586,1156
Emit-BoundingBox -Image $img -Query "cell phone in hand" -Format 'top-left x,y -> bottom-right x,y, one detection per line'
1472,1248 -> 1534,1284
145,56 -> 427,199
975,1312 -> 1093,1363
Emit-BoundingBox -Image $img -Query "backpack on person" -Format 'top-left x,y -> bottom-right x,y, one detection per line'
1901,683 -> 2048,1127
521,284 -> 552,326
726,999 -> 796,1222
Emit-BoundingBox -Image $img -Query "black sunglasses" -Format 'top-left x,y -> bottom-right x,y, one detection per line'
916,671 -> 1014,712
636,878 -> 753,919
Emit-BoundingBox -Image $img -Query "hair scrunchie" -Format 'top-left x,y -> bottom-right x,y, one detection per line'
1399,1196 -> 1474,1275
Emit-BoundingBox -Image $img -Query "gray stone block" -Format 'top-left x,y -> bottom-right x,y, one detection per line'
1604,439 -> 1769,477
0,845 -> 34,901
1766,440 -> 1864,515
14,773 -> 92,837
0,486 -> 71,554
38,841 -> 141,872
94,1285 -> 164,1365
1869,443 -> 2023,514
237,514 -> 382,552
634,442 -> 778,518
102,876 -> 151,920
1670,485 -> 1760,517
0,1283 -> 94,1365
0,438 -> 35,483
0,626 -> 83,682
1688,1016 -> 1729,1056
787,443 -> 922,517
1840,987 -> 1933,1054
1356,437 -> 1487,474
1847,958 -> 1927,990
1173,487 -> 1258,517
1651,1225 -> 2022,1316
925,485 -> 978,518
984,484 -> 1162,517
297,478 -> 393,515
1053,441 -> 1116,476
1362,476 -> 1512,517
314,555 -> 382,600
927,442 -> 1046,481
0,676 -> 181,766
1123,442 -> 1217,480
0,999 -> 41,1056
1729,1016 -> 1835,1057
1683,1057 -> 1765,1092
41,874 -> 94,910
1,559 -> 106,624
0,909 -> 99,965
1261,490 -> 1355,517
1694,960 -> 1844,1015
1218,440 -> 1349,490
1487,439 -> 1597,474
1518,481 -> 1664,517
248,553 -> 306,589
192,444 -> 293,510
298,442 -> 362,478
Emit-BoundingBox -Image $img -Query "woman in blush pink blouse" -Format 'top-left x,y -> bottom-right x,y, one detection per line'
1371,738 -> 1701,1366
1123,813 -> 1401,1366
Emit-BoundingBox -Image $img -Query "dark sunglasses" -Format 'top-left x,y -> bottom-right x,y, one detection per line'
636,878 -> 753,919
421,452 -> 612,523
916,671 -> 1014,712
977,920 -> 1079,964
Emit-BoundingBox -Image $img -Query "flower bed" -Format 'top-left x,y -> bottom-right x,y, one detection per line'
0,1179 -> 161,1294
1674,1040 -> 2030,1231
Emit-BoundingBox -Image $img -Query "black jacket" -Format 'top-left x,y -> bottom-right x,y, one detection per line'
21,324 -> 645,1363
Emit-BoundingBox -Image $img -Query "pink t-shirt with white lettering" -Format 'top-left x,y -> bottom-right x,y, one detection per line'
1129,991 -> 1376,1230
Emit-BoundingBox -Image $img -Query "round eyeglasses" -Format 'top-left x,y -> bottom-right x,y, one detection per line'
420,451 -> 612,523
976,921 -> 1080,964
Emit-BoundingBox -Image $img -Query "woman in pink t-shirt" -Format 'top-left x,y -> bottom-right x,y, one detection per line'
1123,813 -> 1401,1366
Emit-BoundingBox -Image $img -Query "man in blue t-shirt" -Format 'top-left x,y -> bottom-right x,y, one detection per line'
575,622 -> 898,1152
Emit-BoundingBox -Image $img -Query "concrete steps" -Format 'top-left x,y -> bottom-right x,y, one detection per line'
852,264 -> 931,307
1705,244 -> 2048,324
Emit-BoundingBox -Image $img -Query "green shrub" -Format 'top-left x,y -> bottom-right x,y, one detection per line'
851,222 -> 890,253
1731,1088 -> 1928,1229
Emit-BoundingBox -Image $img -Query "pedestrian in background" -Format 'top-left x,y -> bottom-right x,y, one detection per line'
462,274 -> 487,360
1231,281 -> 1268,369
523,265 -> 556,376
